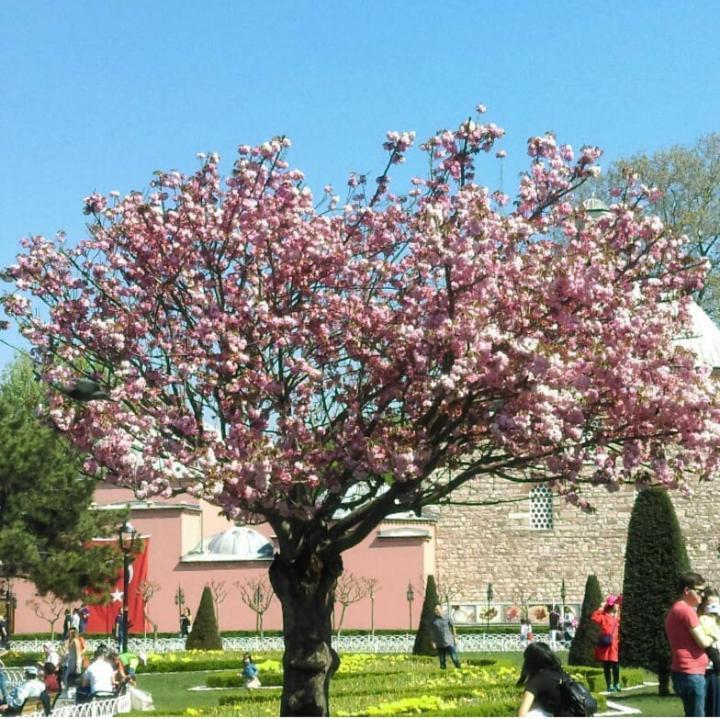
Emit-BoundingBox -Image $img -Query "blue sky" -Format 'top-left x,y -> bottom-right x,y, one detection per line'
1,0 -> 719,366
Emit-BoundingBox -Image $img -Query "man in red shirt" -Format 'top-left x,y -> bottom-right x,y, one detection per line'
665,572 -> 715,717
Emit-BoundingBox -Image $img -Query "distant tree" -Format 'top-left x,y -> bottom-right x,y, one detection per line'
0,357 -> 124,601
209,579 -> 228,622
568,574 -> 603,667
234,578 -> 274,637
587,133 -> 720,318
621,488 -> 689,695
413,575 -> 440,656
333,573 -> 370,636
137,579 -> 161,642
513,589 -> 535,623
186,586 -> 222,650
365,578 -> 381,637
434,576 -> 462,611
26,593 -> 65,639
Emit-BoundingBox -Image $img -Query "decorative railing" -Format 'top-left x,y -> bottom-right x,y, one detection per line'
6,632 -> 562,656
20,694 -> 131,718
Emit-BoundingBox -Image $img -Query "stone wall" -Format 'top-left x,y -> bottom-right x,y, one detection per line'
434,477 -> 720,608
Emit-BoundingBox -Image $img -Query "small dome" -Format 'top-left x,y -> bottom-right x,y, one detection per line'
204,526 -> 274,559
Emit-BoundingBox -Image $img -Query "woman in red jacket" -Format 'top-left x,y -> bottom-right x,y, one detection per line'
592,595 -> 621,692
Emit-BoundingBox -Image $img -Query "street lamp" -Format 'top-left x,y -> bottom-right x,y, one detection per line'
118,520 -> 137,653
406,583 -> 415,634
486,582 -> 494,631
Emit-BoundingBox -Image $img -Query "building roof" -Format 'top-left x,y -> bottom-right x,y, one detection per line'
183,526 -> 274,562
675,300 -> 720,370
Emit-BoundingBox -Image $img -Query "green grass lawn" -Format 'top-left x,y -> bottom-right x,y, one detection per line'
124,650 -> 677,717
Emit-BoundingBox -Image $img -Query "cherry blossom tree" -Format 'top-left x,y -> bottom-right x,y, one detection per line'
4,107 -> 720,715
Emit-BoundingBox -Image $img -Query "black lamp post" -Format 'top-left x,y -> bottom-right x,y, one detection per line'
486,582 -> 494,631
406,582 -> 415,634
560,578 -> 566,613
118,521 -> 137,653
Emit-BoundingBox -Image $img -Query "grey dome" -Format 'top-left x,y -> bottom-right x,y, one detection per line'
204,526 -> 273,559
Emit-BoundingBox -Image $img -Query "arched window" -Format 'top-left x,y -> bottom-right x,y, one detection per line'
529,485 -> 554,530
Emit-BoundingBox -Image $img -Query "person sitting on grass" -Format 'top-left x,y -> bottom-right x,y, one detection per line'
240,653 -> 261,689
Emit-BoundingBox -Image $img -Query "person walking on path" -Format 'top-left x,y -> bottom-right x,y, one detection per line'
431,605 -> 460,669
240,653 -> 261,689
666,571 -> 719,717
591,595 -> 622,692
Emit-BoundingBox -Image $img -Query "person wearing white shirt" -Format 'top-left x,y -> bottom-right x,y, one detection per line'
80,648 -> 116,698
0,666 -> 45,713
43,643 -> 60,670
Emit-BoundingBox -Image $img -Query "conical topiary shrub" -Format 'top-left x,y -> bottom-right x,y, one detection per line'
568,574 -> 603,667
621,487 -> 689,695
186,585 -> 222,650
413,575 -> 440,655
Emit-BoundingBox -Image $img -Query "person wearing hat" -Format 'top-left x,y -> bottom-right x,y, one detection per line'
591,594 -> 622,692
699,589 -> 720,716
0,666 -> 45,715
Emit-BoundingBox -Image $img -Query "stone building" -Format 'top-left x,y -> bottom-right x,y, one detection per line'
433,300 -> 720,621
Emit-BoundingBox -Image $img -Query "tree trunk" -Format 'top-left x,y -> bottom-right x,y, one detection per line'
270,549 -> 343,717
658,666 -> 671,695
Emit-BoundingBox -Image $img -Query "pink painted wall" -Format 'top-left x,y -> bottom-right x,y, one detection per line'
12,485 -> 434,635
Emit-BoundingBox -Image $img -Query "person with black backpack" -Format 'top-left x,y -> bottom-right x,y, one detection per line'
517,642 -> 597,717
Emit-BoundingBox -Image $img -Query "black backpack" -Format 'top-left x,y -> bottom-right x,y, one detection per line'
557,673 -> 598,717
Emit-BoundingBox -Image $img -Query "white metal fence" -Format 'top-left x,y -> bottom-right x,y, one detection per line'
7,632 -> 561,655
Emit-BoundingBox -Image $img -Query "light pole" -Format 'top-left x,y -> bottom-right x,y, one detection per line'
174,586 -> 185,635
486,582 -> 494,632
406,583 -> 415,634
118,520 -> 137,653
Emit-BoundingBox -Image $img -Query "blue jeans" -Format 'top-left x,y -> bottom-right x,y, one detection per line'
672,671 -> 707,717
437,644 -> 460,669
0,669 -> 7,704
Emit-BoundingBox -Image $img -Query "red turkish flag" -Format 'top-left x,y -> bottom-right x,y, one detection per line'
85,538 -> 150,636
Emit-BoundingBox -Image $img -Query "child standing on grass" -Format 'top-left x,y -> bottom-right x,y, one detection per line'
240,653 -> 261,689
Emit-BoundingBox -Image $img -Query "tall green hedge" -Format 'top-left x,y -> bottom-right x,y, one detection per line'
621,487 -> 689,695
413,575 -> 440,655
568,574 -> 603,667
186,585 -> 222,650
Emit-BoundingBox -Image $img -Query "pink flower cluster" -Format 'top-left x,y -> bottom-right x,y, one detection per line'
3,109 -> 720,528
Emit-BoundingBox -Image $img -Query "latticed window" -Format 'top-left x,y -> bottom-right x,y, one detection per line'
529,485 -> 554,530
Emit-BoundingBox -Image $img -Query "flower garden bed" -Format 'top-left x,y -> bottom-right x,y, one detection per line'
131,653 -> 611,717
